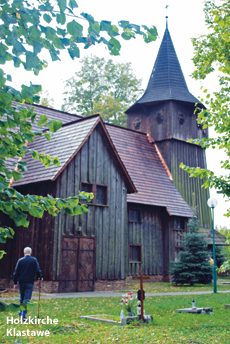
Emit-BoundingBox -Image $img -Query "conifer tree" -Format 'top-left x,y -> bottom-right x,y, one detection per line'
171,217 -> 213,285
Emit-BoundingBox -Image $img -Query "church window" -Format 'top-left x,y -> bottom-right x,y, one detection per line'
156,113 -> 163,124
81,183 -> 93,193
134,118 -> 141,131
81,183 -> 107,205
129,245 -> 142,262
96,185 -> 107,205
178,113 -> 184,125
81,183 -> 93,203
174,217 -> 186,256
129,208 -> 141,222
174,217 -> 185,230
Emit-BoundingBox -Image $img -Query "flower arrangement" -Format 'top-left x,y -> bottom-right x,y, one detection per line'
120,292 -> 137,315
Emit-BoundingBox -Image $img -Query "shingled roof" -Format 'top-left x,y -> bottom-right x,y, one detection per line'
106,124 -> 193,218
199,230 -> 228,246
11,115 -> 136,193
126,23 -> 203,113
10,103 -> 192,217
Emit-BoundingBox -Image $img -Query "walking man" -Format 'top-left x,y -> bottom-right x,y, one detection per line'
13,247 -> 43,320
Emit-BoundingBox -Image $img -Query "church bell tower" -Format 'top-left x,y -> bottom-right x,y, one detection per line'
126,20 -> 211,228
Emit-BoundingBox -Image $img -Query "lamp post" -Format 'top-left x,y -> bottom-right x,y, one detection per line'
207,198 -> 218,293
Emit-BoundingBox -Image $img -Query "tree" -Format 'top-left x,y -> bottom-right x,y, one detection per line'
171,217 -> 213,285
62,55 -> 143,127
180,0 -> 230,216
179,0 -> 230,271
218,226 -> 230,272
0,0 -> 158,258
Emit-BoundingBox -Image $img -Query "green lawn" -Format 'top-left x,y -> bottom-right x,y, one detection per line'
120,280 -> 230,293
0,292 -> 230,343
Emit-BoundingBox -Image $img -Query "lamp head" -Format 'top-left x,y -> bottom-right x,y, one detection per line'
207,198 -> 218,209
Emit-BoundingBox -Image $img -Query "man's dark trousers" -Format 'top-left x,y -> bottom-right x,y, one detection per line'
19,283 -> 34,303
18,283 -> 33,318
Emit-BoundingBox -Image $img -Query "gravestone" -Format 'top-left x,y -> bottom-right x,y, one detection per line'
176,300 -> 213,314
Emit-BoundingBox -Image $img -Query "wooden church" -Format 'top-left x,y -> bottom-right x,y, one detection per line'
0,23 -> 212,293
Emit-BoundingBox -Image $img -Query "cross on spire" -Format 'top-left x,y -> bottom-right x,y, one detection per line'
165,4 -> 169,28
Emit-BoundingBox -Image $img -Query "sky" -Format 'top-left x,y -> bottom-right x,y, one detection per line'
5,0 -> 230,228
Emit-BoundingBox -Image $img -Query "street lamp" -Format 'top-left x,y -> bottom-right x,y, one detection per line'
207,198 -> 218,293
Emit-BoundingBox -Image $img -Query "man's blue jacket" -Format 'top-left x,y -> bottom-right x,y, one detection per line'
13,255 -> 43,285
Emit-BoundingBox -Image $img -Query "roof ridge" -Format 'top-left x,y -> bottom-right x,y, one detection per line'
21,102 -> 82,118
105,123 -> 147,135
166,28 -> 172,96
61,114 -> 100,128
146,134 -> 173,181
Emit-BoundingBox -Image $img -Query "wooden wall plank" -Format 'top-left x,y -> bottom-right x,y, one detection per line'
74,153 -> 81,234
108,158 -> 116,280
115,170 -> 121,279
66,158 -> 75,235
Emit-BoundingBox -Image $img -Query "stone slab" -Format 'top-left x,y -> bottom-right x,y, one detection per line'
176,307 -> 212,314
122,315 -> 153,325
80,315 -> 119,324
80,314 -> 153,325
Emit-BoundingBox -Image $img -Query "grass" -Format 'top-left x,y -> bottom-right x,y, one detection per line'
0,291 -> 230,343
0,291 -> 40,298
118,280 -> 230,294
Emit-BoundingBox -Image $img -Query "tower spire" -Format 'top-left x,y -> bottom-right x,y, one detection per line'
126,23 -> 203,113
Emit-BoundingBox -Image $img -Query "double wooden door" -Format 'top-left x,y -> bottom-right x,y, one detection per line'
59,236 -> 95,293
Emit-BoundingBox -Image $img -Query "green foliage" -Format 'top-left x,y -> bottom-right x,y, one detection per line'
62,55 -> 143,126
180,0 -> 230,217
215,245 -> 226,268
218,226 -> 230,272
0,300 -> 34,312
0,0 -> 158,255
171,217 -> 213,285
0,295 -> 229,343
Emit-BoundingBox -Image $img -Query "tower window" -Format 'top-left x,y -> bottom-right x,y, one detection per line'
156,113 -> 163,124
178,113 -> 184,125
134,118 -> 141,131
